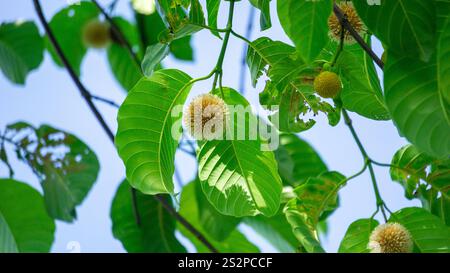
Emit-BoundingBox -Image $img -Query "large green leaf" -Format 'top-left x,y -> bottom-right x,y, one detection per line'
197,88 -> 282,217
384,51 -> 450,158
325,38 -> 390,120
283,199 -> 325,253
390,145 -> 434,198
283,171 -> 346,253
244,209 -> 298,252
170,36 -> 193,60
391,207 -> 450,253
247,37 -> 340,133
111,180 -> 186,252
277,0 -> 332,63
47,1 -> 99,75
6,122 -> 100,222
275,133 -> 327,187
246,37 -> 296,88
249,0 -> 272,31
107,17 -> 143,92
0,21 -> 44,85
438,16 -> 450,111
294,171 -> 346,227
141,43 -> 170,77
178,182 -> 260,253
435,0 -> 450,35
338,218 -> 379,253
135,9 -> 194,61
135,10 -> 167,47
431,196 -> 450,226
155,0 -> 203,41
353,0 -> 436,62
206,0 -> 221,37
194,179 -> 240,241
116,69 -> 193,195
0,179 -> 55,253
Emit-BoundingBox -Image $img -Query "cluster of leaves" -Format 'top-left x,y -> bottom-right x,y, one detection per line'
0,0 -> 449,253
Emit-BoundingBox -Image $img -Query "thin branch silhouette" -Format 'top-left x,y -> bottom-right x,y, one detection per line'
333,3 -> 384,69
33,0 -> 218,253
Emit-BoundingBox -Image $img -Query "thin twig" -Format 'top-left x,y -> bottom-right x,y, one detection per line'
333,3 -> 384,69
33,0 -> 217,253
212,0 -> 237,97
342,109 -> 388,222
91,95 -> 120,108
91,0 -> 142,69
154,195 -> 218,253
33,0 -> 115,142
238,7 -> 255,94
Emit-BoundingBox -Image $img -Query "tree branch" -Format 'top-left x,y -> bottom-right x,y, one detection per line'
333,3 -> 384,69
91,95 -> 120,108
33,0 -> 217,253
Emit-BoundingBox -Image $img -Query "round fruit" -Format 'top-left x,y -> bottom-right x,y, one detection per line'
82,19 -> 111,49
183,94 -> 228,141
313,71 -> 342,99
368,223 -> 413,253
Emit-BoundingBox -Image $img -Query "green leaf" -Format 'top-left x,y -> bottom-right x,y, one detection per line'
47,1 -> 99,75
277,0 -> 332,63
284,171 -> 346,253
142,43 -> 170,77
324,39 -> 390,120
189,0 -> 205,26
435,0 -> 450,35
0,179 -> 55,253
170,36 -> 193,61
111,180 -> 186,252
384,51 -> 450,158
390,145 -> 433,199
206,0 -> 221,37
249,0 -> 272,31
194,179 -> 240,241
155,0 -> 202,41
0,21 -> 44,84
107,17 -> 143,92
244,209 -> 298,252
247,37 -> 340,133
338,218 -> 379,253
438,16 -> 450,111
116,69 -> 193,195
197,88 -> 283,217
135,10 -> 167,47
390,207 -> 450,253
275,133 -> 328,187
353,0 -> 436,62
178,181 -> 260,253
6,122 -> 100,222
0,139 -> 14,177
431,196 -> 450,226
246,37 -> 296,88
284,199 -> 325,253
294,171 -> 346,227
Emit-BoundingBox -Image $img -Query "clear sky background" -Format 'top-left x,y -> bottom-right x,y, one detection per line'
0,0 -> 420,253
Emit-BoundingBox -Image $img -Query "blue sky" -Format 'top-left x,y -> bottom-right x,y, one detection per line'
0,0 -> 420,253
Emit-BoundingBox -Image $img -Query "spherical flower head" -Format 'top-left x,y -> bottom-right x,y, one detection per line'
368,223 -> 414,253
82,19 -> 111,49
328,1 -> 365,44
183,94 -> 228,141
313,71 -> 342,98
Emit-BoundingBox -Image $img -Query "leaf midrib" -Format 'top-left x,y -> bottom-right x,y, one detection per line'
155,74 -> 192,193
